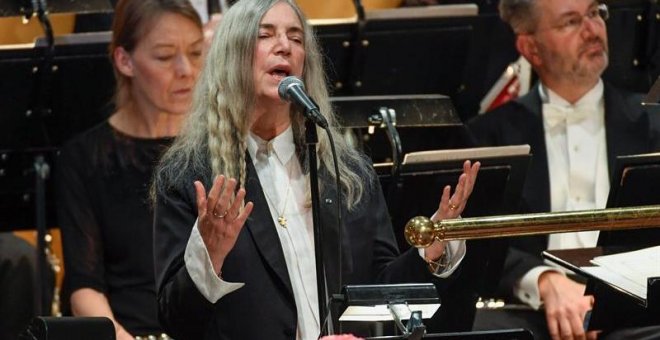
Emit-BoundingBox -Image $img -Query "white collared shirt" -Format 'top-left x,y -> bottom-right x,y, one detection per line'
247,126 -> 320,340
515,80 -> 609,309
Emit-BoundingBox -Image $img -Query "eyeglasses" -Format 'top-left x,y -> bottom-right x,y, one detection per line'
530,3 -> 609,35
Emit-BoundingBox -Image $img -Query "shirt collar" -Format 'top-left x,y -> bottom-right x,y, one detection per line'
247,125 -> 296,166
539,79 -> 604,108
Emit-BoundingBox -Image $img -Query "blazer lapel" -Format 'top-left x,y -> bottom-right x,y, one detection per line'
518,86 -> 552,212
603,82 -> 650,176
318,175 -> 354,296
241,154 -> 356,300
243,154 -> 294,298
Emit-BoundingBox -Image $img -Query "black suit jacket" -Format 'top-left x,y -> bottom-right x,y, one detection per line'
153,154 -> 456,339
466,81 -> 660,299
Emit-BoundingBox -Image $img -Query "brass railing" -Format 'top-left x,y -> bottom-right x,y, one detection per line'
404,205 -> 660,247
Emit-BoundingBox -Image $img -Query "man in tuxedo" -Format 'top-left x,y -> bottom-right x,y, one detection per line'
467,0 -> 660,339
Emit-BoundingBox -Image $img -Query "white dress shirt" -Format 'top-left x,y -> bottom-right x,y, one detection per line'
183,125 -> 465,339
248,127 -> 320,340
515,80 -> 609,309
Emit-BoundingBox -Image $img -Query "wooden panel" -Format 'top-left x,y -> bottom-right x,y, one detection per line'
0,13 -> 75,45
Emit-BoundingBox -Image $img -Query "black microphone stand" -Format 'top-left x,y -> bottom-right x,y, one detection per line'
304,117 -> 331,336
34,155 -> 50,316
352,0 -> 365,21
26,0 -> 56,316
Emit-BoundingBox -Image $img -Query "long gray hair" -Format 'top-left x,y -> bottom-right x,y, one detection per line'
154,0 -> 372,209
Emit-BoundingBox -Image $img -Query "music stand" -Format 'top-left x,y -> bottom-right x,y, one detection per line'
313,4 -> 478,104
364,328 -> 533,340
0,0 -> 112,18
601,152 -> 660,248
0,32 -> 114,228
339,283 -> 440,340
0,29 -> 114,316
543,246 -> 660,331
337,283 -> 533,340
331,94 -> 462,177
375,146 -> 531,333
347,10 -> 476,98
594,152 -> 660,330
19,316 -> 115,340
375,146 -> 531,249
331,94 -> 460,129
544,152 -> 660,331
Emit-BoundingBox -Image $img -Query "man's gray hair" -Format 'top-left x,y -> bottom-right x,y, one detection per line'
499,0 -> 539,34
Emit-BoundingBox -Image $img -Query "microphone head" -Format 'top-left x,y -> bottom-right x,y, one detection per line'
278,76 -> 304,101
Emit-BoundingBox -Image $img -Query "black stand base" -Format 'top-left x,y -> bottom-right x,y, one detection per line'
19,317 -> 114,340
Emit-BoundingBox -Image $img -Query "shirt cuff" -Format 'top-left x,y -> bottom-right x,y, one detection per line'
417,240 -> 466,278
184,218 -> 244,303
514,266 -> 564,310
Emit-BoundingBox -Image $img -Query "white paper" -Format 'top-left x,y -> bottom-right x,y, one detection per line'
581,245 -> 660,300
581,266 -> 647,300
339,303 -> 440,322
402,144 -> 530,164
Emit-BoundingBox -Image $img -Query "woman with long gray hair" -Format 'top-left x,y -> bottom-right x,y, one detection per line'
152,0 -> 479,339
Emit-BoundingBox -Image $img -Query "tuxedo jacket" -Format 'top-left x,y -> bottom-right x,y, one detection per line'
466,81 -> 660,299
153,154 -> 456,340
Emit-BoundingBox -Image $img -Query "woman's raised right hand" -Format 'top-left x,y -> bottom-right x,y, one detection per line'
194,175 -> 254,275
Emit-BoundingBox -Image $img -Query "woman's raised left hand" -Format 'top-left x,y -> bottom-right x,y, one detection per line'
425,160 -> 480,260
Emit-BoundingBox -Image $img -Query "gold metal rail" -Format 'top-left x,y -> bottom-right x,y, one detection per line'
404,205 -> 660,248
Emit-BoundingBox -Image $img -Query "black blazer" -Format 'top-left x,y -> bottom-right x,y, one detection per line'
466,81 -> 660,299
153,154 -> 456,339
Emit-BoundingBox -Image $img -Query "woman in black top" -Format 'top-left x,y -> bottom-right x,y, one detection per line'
55,0 -> 204,339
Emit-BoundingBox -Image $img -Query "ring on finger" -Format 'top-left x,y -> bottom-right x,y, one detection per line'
213,210 -> 228,219
448,202 -> 458,210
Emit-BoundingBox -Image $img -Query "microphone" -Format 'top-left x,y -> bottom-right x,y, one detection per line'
278,76 -> 328,129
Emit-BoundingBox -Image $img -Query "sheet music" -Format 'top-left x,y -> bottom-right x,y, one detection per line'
402,144 -> 530,164
581,245 -> 660,300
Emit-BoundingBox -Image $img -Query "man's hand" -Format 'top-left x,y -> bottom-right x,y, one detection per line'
539,272 -> 598,340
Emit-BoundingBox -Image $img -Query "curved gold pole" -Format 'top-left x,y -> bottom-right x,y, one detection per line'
404,205 -> 660,248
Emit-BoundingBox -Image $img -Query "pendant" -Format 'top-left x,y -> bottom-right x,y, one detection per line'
278,216 -> 287,227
